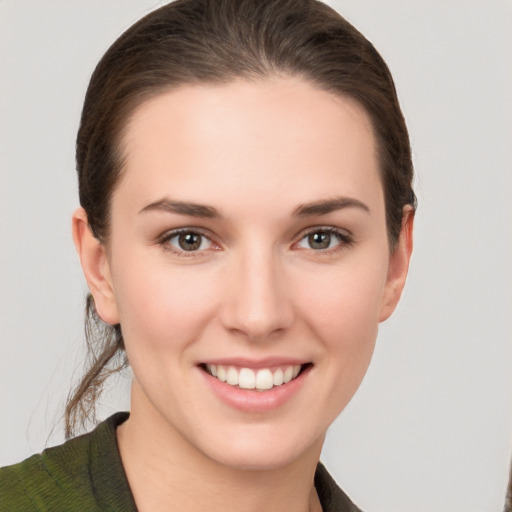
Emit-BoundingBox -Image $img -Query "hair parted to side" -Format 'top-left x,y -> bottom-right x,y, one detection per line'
66,0 -> 416,437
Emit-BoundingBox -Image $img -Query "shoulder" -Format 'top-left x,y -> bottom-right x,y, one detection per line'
0,452 -> 50,511
315,462 -> 363,512
0,433 -> 97,511
0,412 -> 133,512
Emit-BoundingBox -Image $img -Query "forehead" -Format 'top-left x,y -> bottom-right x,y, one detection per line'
116,78 -> 382,214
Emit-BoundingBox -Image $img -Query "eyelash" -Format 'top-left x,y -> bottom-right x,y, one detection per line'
294,227 -> 354,254
157,226 -> 354,257
158,228 -> 219,258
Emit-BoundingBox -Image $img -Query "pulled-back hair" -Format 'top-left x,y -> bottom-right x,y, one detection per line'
66,0 -> 416,437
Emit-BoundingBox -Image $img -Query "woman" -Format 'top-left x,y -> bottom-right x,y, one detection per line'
0,0 -> 415,510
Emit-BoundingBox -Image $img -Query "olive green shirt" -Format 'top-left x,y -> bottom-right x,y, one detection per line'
0,413 -> 362,511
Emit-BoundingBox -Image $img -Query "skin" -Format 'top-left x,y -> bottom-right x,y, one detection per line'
73,77 -> 413,512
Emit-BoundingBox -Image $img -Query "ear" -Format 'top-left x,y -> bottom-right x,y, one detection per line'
72,207 -> 120,325
379,207 -> 414,322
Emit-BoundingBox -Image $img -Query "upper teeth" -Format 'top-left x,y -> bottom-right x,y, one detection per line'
206,364 -> 301,390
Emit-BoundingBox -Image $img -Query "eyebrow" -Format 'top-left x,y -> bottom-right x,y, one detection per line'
293,197 -> 370,217
139,196 -> 369,219
139,199 -> 222,219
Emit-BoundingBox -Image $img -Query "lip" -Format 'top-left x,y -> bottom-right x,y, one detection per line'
198,361 -> 312,413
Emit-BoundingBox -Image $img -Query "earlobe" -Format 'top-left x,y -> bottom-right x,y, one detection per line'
72,207 -> 120,325
379,207 -> 414,323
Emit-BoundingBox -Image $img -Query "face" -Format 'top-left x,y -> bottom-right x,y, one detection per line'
82,78 -> 411,471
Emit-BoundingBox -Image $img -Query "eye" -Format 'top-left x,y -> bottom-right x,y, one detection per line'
164,230 -> 214,253
296,228 -> 352,251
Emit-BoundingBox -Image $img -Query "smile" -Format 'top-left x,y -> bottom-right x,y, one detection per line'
205,364 -> 304,391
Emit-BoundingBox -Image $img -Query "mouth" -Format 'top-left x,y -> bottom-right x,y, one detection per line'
201,363 -> 311,391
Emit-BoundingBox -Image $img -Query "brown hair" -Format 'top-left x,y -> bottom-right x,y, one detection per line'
66,0 -> 416,437
505,460 -> 512,512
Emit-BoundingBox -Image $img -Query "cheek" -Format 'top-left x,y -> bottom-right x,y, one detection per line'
292,252 -> 389,392
300,262 -> 387,340
110,253 -> 221,354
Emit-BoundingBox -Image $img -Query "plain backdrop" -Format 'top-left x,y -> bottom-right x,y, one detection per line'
1,1 -> 511,511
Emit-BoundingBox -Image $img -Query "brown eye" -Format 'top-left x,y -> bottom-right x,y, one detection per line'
178,232 -> 202,251
296,228 -> 352,252
307,231 -> 332,250
166,231 -> 212,252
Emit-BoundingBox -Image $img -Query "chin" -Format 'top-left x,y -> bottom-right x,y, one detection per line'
197,427 -> 324,472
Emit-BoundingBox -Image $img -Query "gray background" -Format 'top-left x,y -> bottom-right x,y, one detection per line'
1,1 -> 511,511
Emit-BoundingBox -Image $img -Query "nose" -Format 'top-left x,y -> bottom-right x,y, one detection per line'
220,247 -> 294,341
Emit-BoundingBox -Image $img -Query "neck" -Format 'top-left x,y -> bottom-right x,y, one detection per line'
117,389 -> 324,512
